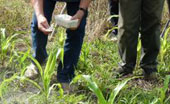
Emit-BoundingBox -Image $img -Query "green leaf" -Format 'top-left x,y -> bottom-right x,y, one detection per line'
19,52 -> 43,78
44,51 -> 53,77
20,77 -> 42,91
107,15 -> 119,21
0,74 -> 18,99
108,77 -> 136,104
160,75 -> 170,104
48,83 -> 64,98
81,75 -> 107,104
0,28 -> 6,39
151,98 -> 159,104
60,48 -> 64,66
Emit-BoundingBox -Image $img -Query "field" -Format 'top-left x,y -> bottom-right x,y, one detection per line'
0,0 -> 170,104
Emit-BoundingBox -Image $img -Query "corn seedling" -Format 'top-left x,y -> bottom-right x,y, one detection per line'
22,28 -> 65,101
0,28 -> 19,66
160,26 -> 170,62
159,75 -> 170,104
136,35 -> 142,68
149,75 -> 170,104
79,43 -> 91,70
0,28 -> 65,103
73,75 -> 136,104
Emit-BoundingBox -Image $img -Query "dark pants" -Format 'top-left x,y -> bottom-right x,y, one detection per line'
31,0 -> 87,83
108,0 -> 119,34
118,0 -> 164,74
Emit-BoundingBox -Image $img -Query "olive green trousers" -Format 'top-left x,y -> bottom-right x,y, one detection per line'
118,0 -> 165,73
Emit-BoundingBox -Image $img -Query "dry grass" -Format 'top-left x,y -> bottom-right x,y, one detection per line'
0,0 -> 32,34
86,0 -> 109,41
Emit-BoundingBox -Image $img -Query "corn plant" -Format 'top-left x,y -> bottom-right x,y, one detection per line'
160,26 -> 170,62
73,75 -> 135,104
159,75 -> 170,104
22,28 -> 65,101
136,35 -> 142,68
0,28 -> 65,102
0,28 -> 19,66
27,48 -> 64,101
0,49 -> 63,100
0,51 -> 42,102
79,43 -> 91,71
26,28 -> 65,101
149,75 -> 170,104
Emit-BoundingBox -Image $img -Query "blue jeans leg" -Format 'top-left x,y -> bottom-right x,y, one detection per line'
108,0 -> 119,26
108,0 -> 119,35
57,2 -> 88,83
31,0 -> 56,64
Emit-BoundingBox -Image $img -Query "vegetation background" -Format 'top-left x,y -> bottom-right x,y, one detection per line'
0,0 -> 170,103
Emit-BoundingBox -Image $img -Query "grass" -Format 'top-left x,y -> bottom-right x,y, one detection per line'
0,0 -> 170,104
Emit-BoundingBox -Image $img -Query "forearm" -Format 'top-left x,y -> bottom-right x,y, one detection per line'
32,0 -> 44,17
79,0 -> 91,9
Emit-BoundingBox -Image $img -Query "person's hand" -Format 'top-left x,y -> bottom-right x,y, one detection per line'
70,10 -> 85,30
37,15 -> 52,35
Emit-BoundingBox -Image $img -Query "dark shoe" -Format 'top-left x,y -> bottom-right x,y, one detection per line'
143,71 -> 160,81
114,68 -> 133,77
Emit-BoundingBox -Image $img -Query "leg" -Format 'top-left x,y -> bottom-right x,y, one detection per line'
140,0 -> 165,74
109,0 -> 119,25
108,0 -> 119,35
31,0 -> 56,64
108,0 -> 119,26
57,2 -> 88,83
118,0 -> 141,73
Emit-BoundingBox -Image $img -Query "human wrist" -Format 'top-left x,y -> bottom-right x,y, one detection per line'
76,9 -> 85,18
79,7 -> 87,15
37,14 -> 45,20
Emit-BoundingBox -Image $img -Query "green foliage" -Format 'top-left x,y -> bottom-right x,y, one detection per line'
22,28 -> 65,101
159,75 -> 170,104
73,75 -> 135,104
0,2 -> 170,103
160,26 -> 170,62
0,28 -> 65,103
0,74 -> 18,100
0,28 -> 19,66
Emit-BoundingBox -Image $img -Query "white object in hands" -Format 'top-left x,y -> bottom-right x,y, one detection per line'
55,14 -> 79,28
46,27 -> 53,32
